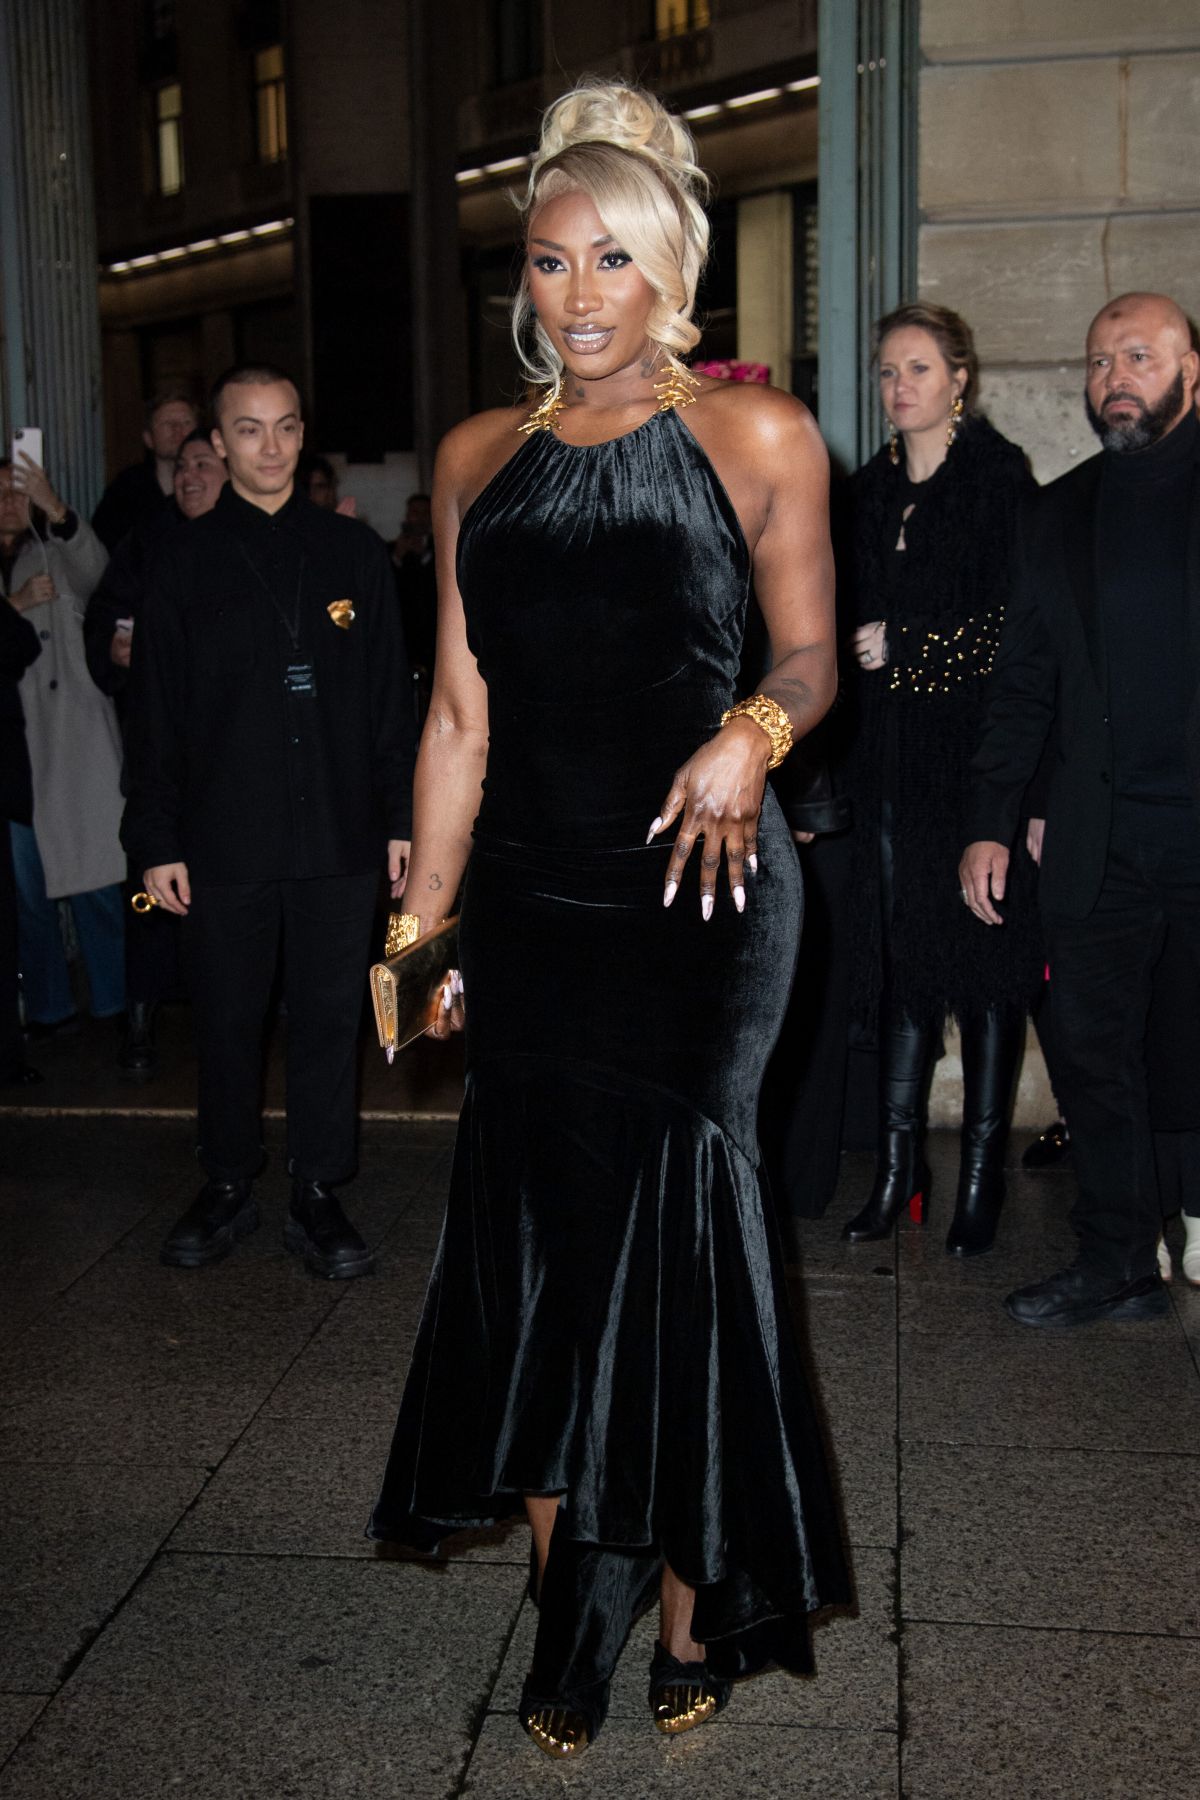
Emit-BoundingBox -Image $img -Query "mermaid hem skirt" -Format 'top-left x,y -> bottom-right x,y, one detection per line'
368,1055 -> 851,1669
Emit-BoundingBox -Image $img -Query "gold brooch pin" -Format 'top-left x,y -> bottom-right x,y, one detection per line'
327,599 -> 355,629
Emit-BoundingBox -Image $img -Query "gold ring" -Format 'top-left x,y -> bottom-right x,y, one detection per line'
131,891 -> 159,913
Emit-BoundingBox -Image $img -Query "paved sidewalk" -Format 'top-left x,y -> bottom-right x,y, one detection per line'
1,1114 -> 1198,1798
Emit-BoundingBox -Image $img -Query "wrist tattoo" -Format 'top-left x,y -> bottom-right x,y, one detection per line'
428,873 -> 444,891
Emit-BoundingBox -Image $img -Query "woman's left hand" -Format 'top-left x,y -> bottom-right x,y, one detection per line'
13,454 -> 66,523
852,620 -> 888,670
647,716 -> 771,918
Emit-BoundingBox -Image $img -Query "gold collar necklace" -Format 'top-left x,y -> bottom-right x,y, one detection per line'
519,364 -> 701,436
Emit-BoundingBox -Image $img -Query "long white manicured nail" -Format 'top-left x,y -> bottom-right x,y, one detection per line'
733,886 -> 745,913
701,895 -> 714,922
748,853 -> 758,874
442,984 -> 452,1010
663,881 -> 677,907
646,816 -> 663,845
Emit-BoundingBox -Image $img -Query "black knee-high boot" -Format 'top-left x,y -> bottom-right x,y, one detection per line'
843,1011 -> 935,1242
946,1007 -> 1025,1257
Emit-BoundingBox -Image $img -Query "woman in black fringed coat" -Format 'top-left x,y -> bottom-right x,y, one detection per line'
842,302 -> 1042,1256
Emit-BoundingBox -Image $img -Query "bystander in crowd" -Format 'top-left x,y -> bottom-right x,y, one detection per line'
122,363 -> 415,1277
85,428 -> 229,1074
1,453 -> 125,1040
92,390 -> 199,552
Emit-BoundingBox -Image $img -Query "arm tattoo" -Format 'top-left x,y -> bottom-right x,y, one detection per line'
767,674 -> 818,731
428,873 -> 444,891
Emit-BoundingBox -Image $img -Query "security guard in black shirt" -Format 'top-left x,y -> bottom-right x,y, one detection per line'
123,364 -> 415,1277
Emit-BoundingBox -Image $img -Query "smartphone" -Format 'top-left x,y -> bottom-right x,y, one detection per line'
11,427 -> 43,469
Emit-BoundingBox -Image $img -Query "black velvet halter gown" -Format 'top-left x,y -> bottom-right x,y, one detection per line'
369,398 -> 849,1697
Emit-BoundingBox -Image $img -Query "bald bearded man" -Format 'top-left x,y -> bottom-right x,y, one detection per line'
960,292 -> 1200,1327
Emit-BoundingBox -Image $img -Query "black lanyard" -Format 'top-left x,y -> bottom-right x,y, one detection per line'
238,538 -> 305,651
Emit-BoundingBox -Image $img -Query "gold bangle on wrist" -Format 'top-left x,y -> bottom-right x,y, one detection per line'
719,694 -> 793,769
385,912 -> 421,958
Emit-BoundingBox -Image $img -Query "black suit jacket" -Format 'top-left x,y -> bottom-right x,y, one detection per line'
965,422 -> 1200,919
121,483 -> 415,883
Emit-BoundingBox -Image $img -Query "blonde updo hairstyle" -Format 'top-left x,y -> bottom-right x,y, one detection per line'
512,80 -> 711,390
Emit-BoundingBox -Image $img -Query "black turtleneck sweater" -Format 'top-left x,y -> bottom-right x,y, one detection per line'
1097,407 -> 1197,802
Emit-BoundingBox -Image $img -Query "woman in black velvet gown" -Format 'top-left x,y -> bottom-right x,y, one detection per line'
369,80 -> 849,1757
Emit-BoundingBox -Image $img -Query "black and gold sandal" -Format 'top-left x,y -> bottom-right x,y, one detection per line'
519,1674 -> 608,1759
647,1640 -> 732,1735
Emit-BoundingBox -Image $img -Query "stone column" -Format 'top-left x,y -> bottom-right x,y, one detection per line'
0,0 -> 104,512
736,193 -> 793,388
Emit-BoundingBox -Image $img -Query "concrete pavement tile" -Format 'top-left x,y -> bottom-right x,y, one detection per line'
169,1406 -> 529,1567
785,1278 -> 898,1547
902,1621 -> 1200,1799
0,1553 -> 519,1800
0,1464 -> 206,1690
463,1713 -> 898,1798
825,1431 -> 897,1551
899,1290 -> 1196,1450
0,1697 -> 49,1763
0,1266 -> 340,1463
492,1549 -> 895,1732
898,1280 -> 1186,1343
788,1156 -> 900,1283
902,1445 -> 1200,1634
895,1159 -> 1080,1294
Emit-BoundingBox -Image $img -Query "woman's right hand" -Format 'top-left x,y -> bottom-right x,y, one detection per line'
9,574 -> 54,613
851,620 -> 887,671
428,969 -> 465,1039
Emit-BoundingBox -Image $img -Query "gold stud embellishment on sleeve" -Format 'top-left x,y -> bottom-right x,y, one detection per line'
887,613 -> 1002,695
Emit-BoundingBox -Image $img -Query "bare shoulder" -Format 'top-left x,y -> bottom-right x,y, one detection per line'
435,404 -> 530,519
693,377 -> 824,459
690,376 -> 820,471
686,380 -> 827,514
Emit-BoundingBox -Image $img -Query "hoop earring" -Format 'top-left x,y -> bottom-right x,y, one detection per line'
947,395 -> 965,448
887,422 -> 900,467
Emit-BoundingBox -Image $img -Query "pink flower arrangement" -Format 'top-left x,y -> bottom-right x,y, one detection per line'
690,359 -> 771,384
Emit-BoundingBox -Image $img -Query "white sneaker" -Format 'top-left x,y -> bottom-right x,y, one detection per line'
1156,1235 -> 1173,1283
1182,1214 -> 1200,1288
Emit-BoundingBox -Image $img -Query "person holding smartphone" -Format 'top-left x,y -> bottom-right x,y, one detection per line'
0,452 -> 126,1038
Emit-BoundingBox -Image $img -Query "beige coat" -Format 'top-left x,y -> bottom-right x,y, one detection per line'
4,518 -> 125,897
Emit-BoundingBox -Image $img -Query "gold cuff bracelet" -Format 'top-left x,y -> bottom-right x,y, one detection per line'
719,694 -> 793,769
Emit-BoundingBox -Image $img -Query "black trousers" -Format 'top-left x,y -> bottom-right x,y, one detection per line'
124,862 -> 185,1007
185,873 -> 377,1184
1044,798 -> 1200,1279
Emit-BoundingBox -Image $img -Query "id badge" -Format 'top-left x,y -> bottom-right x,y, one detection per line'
284,660 -> 317,698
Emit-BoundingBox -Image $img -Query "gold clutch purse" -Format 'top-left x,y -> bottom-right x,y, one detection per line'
368,915 -> 460,1063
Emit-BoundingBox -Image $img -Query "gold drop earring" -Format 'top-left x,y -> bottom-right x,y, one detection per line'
887,421 -> 900,467
946,395 -> 965,448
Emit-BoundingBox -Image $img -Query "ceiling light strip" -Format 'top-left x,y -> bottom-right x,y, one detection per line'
103,217 -> 295,276
454,76 -> 820,183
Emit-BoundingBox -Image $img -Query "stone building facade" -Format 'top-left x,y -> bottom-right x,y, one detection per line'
918,0 -> 1200,481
